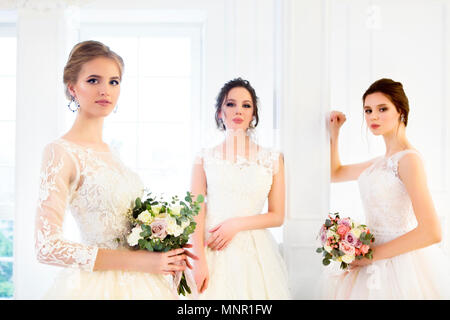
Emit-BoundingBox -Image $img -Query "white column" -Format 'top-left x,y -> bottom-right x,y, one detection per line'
14,1 -> 79,299
276,0 -> 330,299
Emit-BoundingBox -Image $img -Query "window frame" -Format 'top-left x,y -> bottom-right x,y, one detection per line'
79,22 -> 203,168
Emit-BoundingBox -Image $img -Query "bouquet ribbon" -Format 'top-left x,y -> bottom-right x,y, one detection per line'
172,261 -> 198,299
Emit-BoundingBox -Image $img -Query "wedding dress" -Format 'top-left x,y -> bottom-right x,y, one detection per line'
196,145 -> 291,299
35,138 -> 177,299
322,149 -> 450,299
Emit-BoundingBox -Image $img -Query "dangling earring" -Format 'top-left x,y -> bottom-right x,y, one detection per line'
67,97 -> 80,112
113,104 -> 119,113
219,118 -> 225,130
400,114 -> 405,123
248,116 -> 257,129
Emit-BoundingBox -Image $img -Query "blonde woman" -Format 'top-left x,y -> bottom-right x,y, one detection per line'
35,40 -> 196,299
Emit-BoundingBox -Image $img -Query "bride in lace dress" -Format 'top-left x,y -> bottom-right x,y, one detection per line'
190,78 -> 291,299
35,40 -> 195,299
324,78 -> 450,299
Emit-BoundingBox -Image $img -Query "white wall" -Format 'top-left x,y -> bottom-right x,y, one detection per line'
277,0 -> 331,300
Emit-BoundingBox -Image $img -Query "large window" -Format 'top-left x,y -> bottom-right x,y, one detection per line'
0,26 -> 16,299
65,23 -> 202,195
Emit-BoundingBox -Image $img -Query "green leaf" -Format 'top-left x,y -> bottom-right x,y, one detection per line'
138,239 -> 146,249
316,248 -> 323,253
325,219 -> 332,228
331,248 -> 345,257
135,197 -> 142,209
145,241 -> 154,251
322,258 -> 331,266
196,194 -> 204,203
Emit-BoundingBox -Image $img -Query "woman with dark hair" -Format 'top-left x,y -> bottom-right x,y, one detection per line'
190,78 -> 290,299
323,78 -> 450,299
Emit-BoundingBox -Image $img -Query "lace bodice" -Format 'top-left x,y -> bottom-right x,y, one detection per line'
35,139 -> 144,271
200,146 -> 281,231
358,150 -> 420,241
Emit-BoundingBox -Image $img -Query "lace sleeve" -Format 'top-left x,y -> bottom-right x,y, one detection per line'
259,149 -> 282,176
35,142 -> 98,272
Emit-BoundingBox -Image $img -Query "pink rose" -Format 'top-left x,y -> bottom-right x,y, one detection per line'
339,241 -> 355,256
344,231 -> 358,246
150,219 -> 168,240
360,244 -> 370,255
355,239 -> 362,248
338,218 -> 352,227
337,225 -> 351,237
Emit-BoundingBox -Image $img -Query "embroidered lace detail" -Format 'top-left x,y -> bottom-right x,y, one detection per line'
36,216 -> 98,271
357,150 -> 421,241
199,146 -> 281,239
35,140 -> 144,271
38,147 -> 64,209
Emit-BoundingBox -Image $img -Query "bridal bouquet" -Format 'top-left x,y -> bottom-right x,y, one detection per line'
316,213 -> 375,270
126,191 -> 204,295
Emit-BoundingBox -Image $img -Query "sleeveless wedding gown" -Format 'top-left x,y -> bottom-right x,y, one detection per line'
321,150 -> 450,299
35,139 -> 177,299
197,146 -> 291,299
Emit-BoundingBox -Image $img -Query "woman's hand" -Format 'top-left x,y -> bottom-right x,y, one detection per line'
193,255 -> 209,294
137,245 -> 198,276
349,257 -> 373,270
349,247 -> 377,270
206,218 -> 241,251
329,110 -> 346,140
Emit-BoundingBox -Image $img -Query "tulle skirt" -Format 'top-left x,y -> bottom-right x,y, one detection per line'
44,268 -> 178,300
318,234 -> 450,300
198,229 -> 291,300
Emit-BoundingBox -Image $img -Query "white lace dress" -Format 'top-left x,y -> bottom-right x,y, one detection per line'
35,139 -> 177,299
322,150 -> 450,299
197,147 -> 291,299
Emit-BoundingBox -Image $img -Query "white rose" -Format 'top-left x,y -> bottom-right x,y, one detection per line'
151,206 -> 162,215
324,244 -> 333,253
171,206 -> 182,216
166,216 -> 184,237
137,211 -> 153,224
127,225 -> 143,246
181,219 -> 190,229
342,254 -> 355,264
352,228 -> 362,238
